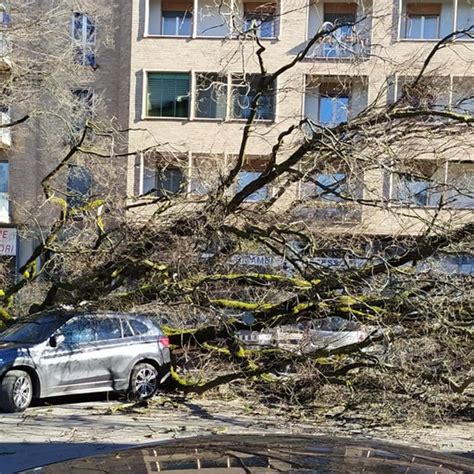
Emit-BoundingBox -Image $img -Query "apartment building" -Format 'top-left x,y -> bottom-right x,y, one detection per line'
123,0 -> 473,272
0,2 -> 127,279
0,0 -> 472,277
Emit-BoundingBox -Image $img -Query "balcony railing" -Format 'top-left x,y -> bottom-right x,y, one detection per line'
0,111 -> 11,147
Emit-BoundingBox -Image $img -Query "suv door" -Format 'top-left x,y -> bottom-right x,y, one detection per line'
40,315 -> 126,396
93,316 -> 131,390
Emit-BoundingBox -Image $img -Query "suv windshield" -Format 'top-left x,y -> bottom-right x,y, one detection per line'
0,318 -> 64,344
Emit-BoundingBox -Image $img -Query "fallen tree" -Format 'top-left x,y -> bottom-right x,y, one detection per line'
0,2 -> 472,421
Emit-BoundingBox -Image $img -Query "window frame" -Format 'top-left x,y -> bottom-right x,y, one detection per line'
314,172 -> 349,202
71,12 -> 96,67
398,1 -> 445,41
405,13 -> 439,39
0,160 -> 9,221
0,105 -> 11,143
318,93 -> 350,126
143,70 -> 277,123
66,165 -> 93,209
142,166 -> 186,198
242,6 -> 277,40
161,10 -> 193,37
144,71 -> 191,119
444,161 -> 474,209
144,0 -> 280,40
194,72 -> 228,120
230,74 -> 276,122
236,170 -> 270,203
386,167 -> 442,208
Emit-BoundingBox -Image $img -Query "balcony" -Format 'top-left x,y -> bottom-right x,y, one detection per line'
306,1 -> 372,59
0,110 -> 11,147
146,0 -> 279,39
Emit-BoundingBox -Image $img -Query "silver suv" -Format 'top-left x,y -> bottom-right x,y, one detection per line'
0,311 -> 171,412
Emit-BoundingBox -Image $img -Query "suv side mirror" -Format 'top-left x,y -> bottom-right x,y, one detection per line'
49,334 -> 65,348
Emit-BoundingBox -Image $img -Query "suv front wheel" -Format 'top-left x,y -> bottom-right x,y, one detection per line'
0,370 -> 33,412
129,363 -> 159,400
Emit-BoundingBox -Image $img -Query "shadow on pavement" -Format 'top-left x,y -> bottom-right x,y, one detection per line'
32,391 -> 122,408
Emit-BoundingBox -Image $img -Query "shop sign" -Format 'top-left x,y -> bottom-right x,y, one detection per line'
0,228 -> 16,256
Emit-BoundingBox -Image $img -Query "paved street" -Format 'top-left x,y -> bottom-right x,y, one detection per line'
0,393 -> 472,473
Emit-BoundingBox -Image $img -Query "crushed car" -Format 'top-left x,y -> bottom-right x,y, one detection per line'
237,317 -> 383,354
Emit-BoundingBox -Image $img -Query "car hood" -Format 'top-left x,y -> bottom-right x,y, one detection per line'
0,341 -> 32,351
0,342 -> 33,363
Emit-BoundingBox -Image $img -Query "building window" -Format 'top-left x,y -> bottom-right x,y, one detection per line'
451,78 -> 474,114
72,13 -> 96,67
406,15 -> 439,39
237,171 -> 268,202
456,0 -> 474,39
391,174 -> 430,206
307,1 -> 371,59
147,72 -> 190,118
319,94 -> 349,125
162,10 -> 192,35
231,74 -> 275,121
243,1 -> 277,38
71,89 -> 94,131
190,154 -> 226,195
388,164 -> 444,207
143,166 -> 185,197
67,166 -> 92,208
321,3 -> 357,57
446,163 -> 474,208
236,157 -> 269,202
145,72 -> 277,121
147,0 -> 194,37
195,73 -> 227,119
403,3 -> 441,39
305,77 -> 368,127
314,173 -> 348,202
0,106 -> 11,146
0,161 -> 8,219
391,76 -> 450,114
0,4 -> 11,28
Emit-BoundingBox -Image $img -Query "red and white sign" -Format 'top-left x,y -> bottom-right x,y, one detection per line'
0,228 -> 16,256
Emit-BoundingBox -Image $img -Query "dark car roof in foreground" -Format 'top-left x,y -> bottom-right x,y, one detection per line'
23,434 -> 474,473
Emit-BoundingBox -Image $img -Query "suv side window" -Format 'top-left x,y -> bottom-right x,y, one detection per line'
61,316 -> 97,345
121,319 -> 134,338
129,319 -> 149,336
95,317 -> 122,341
